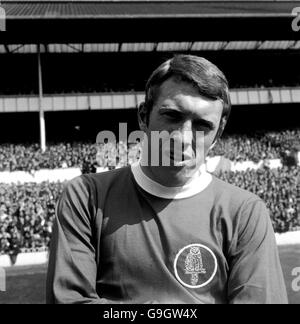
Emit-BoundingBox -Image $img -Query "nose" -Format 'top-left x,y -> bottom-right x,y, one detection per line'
181,119 -> 193,132
179,119 -> 194,144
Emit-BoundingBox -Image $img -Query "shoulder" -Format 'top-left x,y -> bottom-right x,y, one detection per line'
209,176 -> 274,255
66,166 -> 132,191
56,167 -> 133,223
210,175 -> 262,208
210,175 -> 272,238
62,167 -> 132,205
86,166 -> 132,190
209,175 -> 270,231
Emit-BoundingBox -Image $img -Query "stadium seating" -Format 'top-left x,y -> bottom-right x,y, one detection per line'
0,130 -> 299,172
0,182 -> 63,255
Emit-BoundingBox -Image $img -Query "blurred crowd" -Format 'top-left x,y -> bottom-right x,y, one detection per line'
0,143 -> 98,173
0,182 -> 64,256
210,129 -> 300,163
0,129 -> 299,172
0,142 -> 141,173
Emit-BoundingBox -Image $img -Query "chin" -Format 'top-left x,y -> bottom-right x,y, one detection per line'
159,165 -> 198,184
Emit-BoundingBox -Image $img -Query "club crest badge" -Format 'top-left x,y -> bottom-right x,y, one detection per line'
174,243 -> 217,289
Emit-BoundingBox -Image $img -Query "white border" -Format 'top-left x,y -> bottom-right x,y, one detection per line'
173,243 -> 218,289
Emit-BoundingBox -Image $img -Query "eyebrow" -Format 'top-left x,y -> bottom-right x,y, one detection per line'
159,106 -> 181,112
199,119 -> 216,130
159,107 -> 216,130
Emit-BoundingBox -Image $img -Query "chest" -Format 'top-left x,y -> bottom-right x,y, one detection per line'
99,193 -> 229,284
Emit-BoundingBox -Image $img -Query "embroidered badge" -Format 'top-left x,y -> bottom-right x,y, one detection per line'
174,243 -> 217,289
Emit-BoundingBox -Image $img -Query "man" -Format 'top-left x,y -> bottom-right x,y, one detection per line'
47,55 -> 288,304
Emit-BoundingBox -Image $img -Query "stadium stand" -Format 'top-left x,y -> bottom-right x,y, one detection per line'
0,181 -> 63,256
0,142 -> 141,172
1,51 -> 300,96
209,129 -> 300,163
0,129 -> 299,171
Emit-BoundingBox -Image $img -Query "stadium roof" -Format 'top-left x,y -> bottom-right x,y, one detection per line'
1,1 -> 298,19
0,1 -> 299,43
1,40 -> 300,54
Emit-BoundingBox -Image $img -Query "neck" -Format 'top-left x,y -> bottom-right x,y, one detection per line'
140,164 -> 205,187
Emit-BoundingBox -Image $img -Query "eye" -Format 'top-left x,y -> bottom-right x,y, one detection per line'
163,111 -> 182,121
194,121 -> 214,132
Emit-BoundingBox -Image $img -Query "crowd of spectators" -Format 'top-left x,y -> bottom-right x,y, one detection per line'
0,143 -> 98,173
209,129 -> 300,163
0,129 -> 299,172
0,181 -> 64,256
0,142 -> 141,173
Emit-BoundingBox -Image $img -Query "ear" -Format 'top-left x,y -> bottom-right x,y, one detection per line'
137,102 -> 148,132
210,117 -> 227,150
216,117 -> 227,140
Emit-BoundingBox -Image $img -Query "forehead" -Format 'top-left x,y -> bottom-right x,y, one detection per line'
154,77 -> 223,120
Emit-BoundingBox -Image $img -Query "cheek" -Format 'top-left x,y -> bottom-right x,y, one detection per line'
147,113 -> 158,132
206,131 -> 218,147
194,131 -> 217,155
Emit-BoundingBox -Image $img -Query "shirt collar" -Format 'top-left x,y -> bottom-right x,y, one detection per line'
131,161 -> 212,200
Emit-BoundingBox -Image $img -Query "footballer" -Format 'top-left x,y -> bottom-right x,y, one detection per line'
46,55 -> 288,304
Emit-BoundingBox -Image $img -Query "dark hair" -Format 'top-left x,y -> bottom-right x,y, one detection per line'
143,55 -> 231,139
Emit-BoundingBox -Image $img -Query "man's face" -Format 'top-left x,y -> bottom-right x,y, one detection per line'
142,76 -> 223,186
